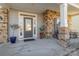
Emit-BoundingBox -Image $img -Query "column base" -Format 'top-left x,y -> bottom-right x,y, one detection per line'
58,27 -> 70,47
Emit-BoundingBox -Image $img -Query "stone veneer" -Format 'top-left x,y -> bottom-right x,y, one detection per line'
58,27 -> 70,47
0,8 -> 8,43
43,9 -> 58,38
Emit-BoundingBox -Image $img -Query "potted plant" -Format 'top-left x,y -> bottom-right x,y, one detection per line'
10,24 -> 19,43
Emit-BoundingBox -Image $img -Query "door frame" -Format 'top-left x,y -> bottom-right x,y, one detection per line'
18,12 -> 37,40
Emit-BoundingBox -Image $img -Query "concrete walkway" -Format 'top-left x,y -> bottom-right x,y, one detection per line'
0,38 -> 78,56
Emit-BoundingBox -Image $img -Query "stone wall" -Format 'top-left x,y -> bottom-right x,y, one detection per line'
43,9 -> 59,38
0,8 -> 8,43
58,15 -> 72,47
58,27 -> 70,47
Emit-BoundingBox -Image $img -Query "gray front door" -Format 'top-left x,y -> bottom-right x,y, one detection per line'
24,18 -> 33,38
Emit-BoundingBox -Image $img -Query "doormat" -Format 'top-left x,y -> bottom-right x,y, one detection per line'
24,39 -> 35,42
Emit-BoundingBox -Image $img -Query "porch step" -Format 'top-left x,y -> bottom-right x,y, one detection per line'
24,39 -> 35,42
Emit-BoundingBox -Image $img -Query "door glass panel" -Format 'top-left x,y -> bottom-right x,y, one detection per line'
25,19 -> 32,31
24,18 -> 33,38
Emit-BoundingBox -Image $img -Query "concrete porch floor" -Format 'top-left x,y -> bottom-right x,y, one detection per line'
0,38 -> 79,56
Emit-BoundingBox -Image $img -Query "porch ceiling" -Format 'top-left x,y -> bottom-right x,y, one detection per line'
6,3 -> 60,14
68,4 -> 79,15
3,3 -> 79,15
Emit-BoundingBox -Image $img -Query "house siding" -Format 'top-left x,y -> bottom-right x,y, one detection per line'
71,15 -> 79,32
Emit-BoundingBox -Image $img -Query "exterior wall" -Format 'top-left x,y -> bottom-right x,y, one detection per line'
71,15 -> 79,32
9,9 -> 43,40
37,13 -> 43,38
0,8 -> 8,43
9,9 -> 19,41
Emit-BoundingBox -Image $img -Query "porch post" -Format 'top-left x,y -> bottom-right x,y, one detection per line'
58,3 -> 70,47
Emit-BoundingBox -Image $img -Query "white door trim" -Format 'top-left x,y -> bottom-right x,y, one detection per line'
18,12 -> 37,40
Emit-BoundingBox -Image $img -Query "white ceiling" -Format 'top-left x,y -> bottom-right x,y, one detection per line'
4,3 -> 79,15
68,4 -> 79,15
6,3 -> 60,14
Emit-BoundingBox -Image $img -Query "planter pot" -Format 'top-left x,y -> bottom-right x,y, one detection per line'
10,36 -> 16,43
40,32 -> 45,39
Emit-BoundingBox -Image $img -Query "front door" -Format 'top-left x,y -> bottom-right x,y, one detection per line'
24,18 -> 33,38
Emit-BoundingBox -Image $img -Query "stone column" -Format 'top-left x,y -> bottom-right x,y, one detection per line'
43,9 -> 58,39
58,3 -> 70,47
44,18 -> 54,38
